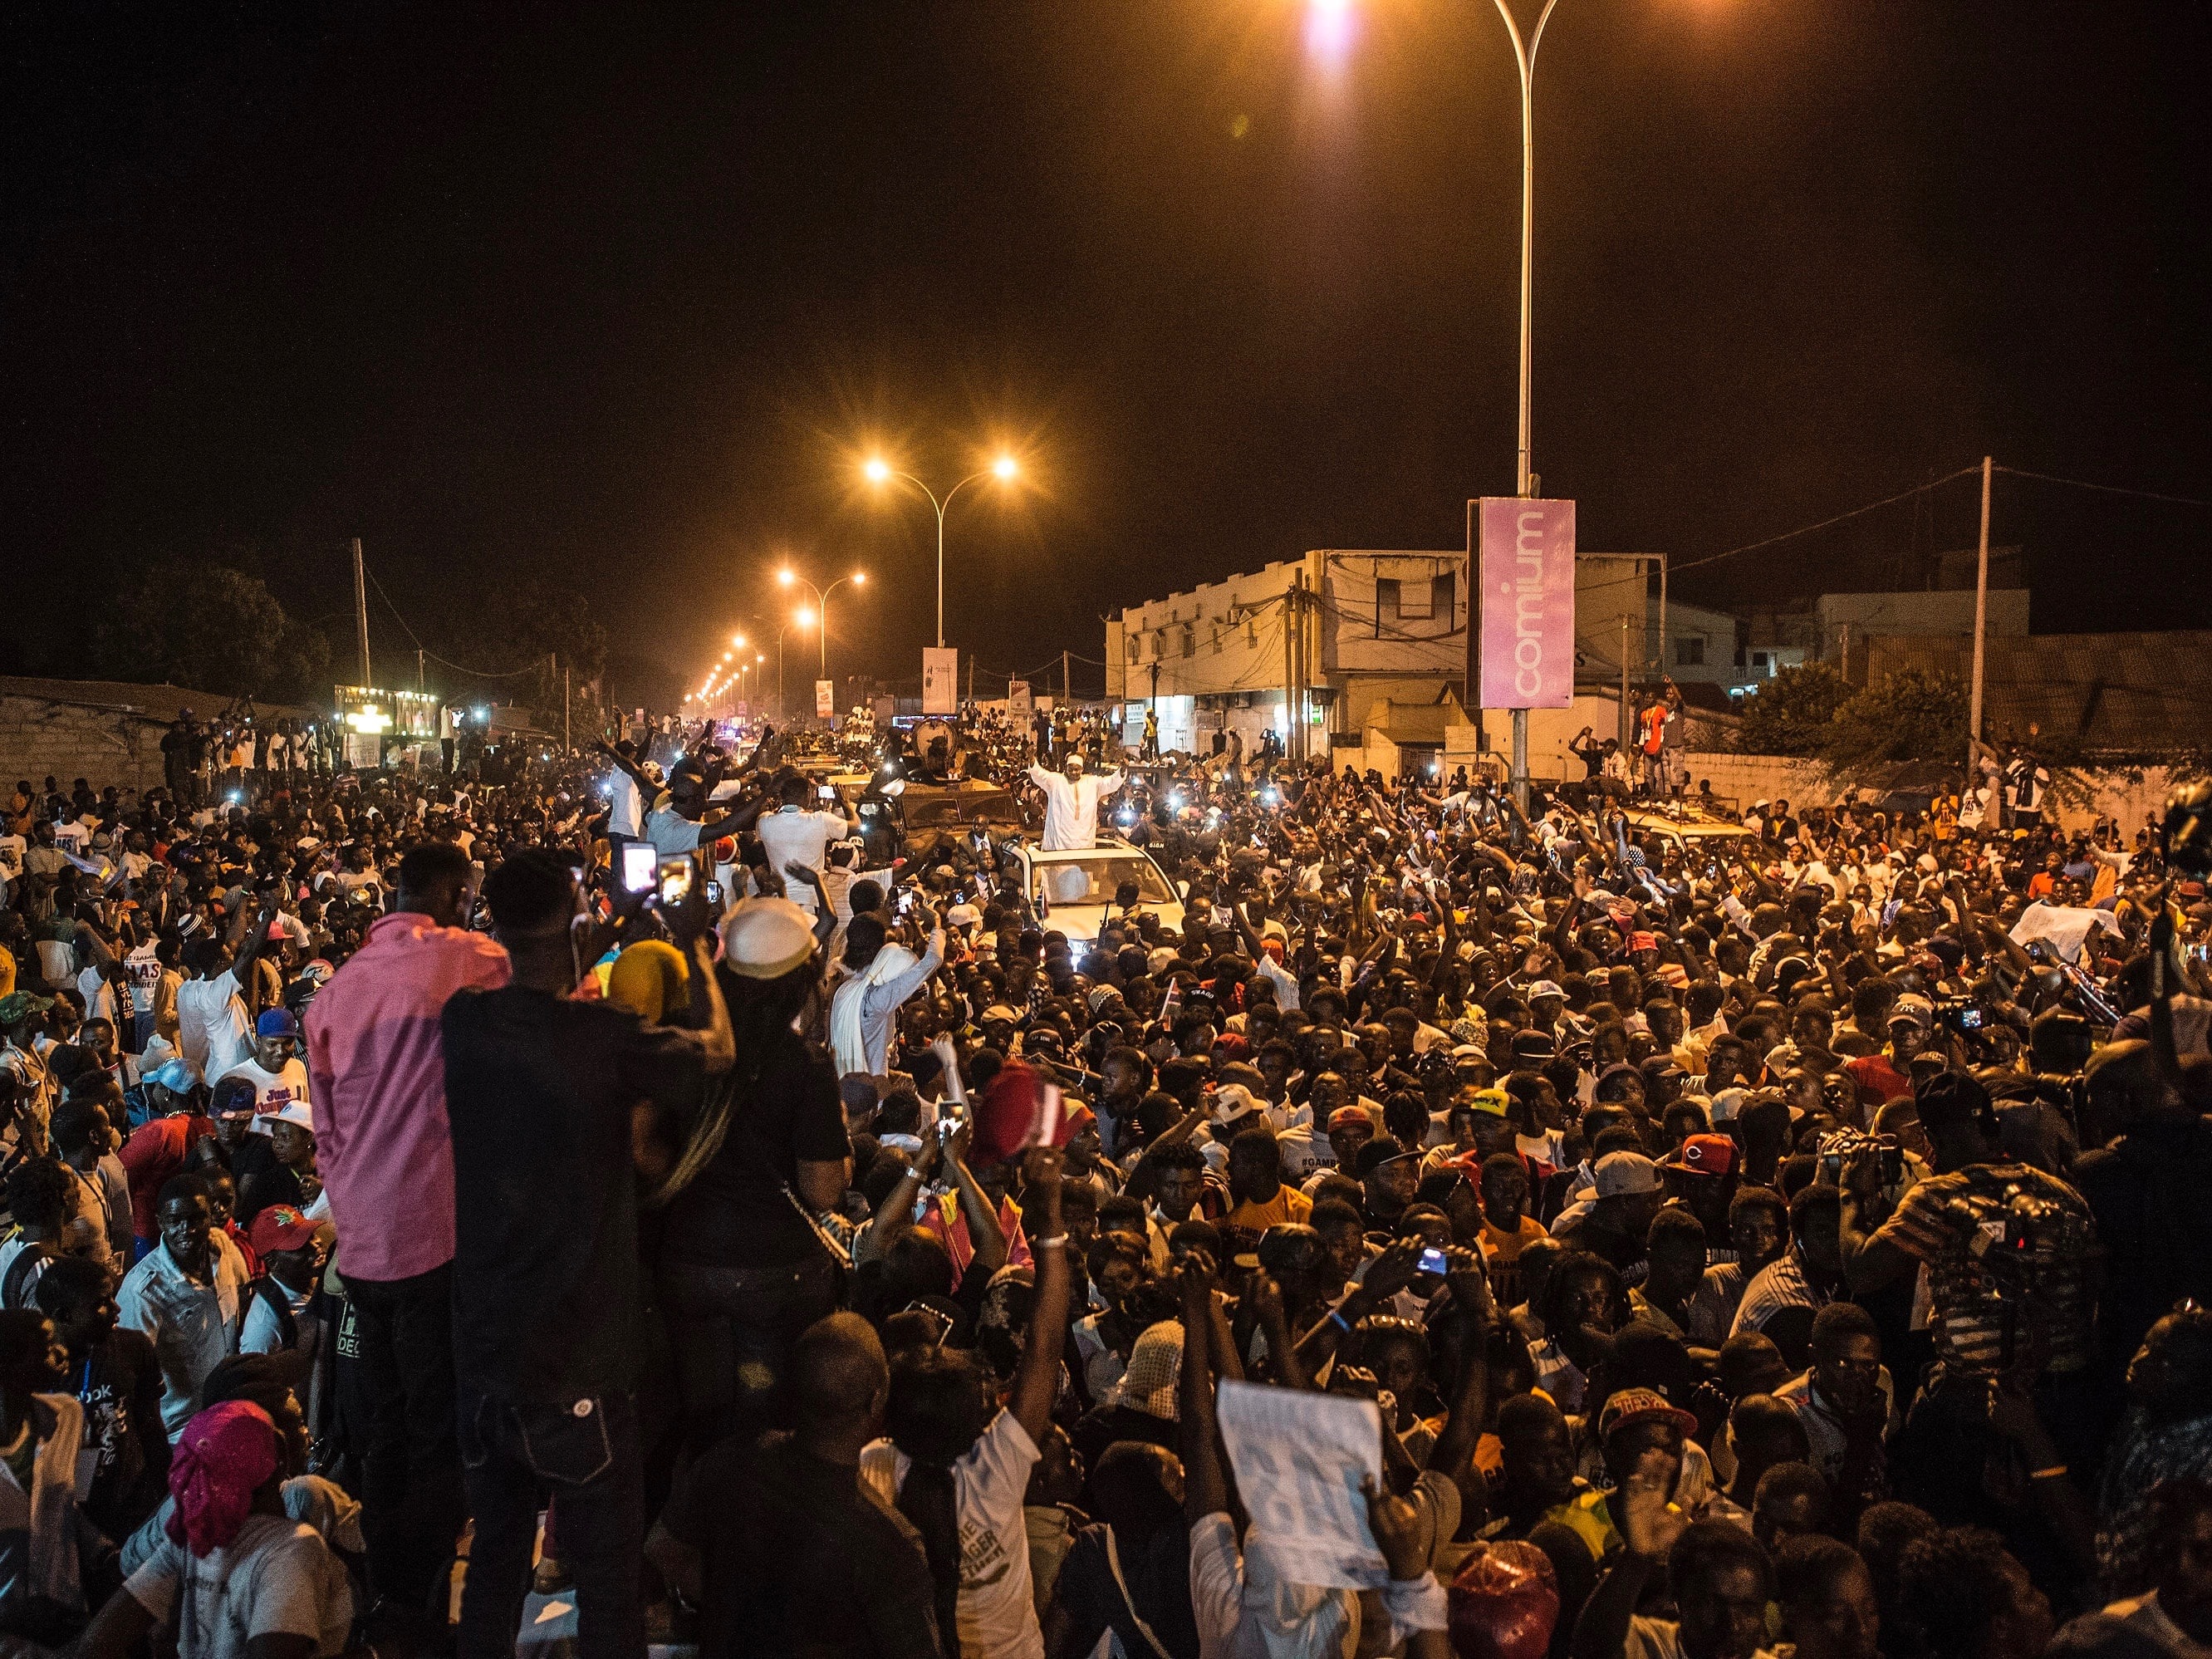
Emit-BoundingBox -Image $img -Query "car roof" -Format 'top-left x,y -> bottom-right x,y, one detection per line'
1023,836 -> 1161,865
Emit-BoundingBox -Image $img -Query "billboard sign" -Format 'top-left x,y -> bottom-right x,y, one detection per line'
922,648 -> 959,714
1007,679 -> 1032,718
1478,497 -> 1577,709
815,680 -> 835,719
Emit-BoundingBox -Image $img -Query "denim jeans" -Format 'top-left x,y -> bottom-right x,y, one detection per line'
660,1253 -> 840,1453
457,1387 -> 644,1659
346,1261 -> 468,1614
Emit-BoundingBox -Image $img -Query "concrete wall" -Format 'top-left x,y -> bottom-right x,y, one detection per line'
1817,588 -> 2030,641
1670,753 -> 1829,816
1,692 -> 174,795
1673,751 -> 2180,833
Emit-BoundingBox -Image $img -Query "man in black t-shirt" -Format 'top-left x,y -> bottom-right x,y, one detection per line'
646,1312 -> 940,1659
442,851 -> 733,1659
35,1255 -> 169,1541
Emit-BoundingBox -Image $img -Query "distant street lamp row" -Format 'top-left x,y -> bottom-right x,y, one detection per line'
685,445 -> 1025,718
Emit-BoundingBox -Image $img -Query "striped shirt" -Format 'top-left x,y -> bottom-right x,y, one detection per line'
1870,1161 -> 2094,1377
1730,1248 -> 1832,1344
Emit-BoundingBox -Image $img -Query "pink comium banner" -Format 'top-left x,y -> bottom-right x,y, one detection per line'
1479,497 -> 1577,709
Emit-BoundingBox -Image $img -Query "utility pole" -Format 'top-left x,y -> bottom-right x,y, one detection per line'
1062,650 -> 1072,711
1283,576 -> 1302,767
416,649 -> 425,693
1839,622 -> 1851,684
1969,454 -> 1993,766
564,662 -> 571,752
351,537 -> 371,687
1620,615 -> 1633,753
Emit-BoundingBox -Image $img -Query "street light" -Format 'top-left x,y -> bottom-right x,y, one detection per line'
1305,0 -> 1596,810
777,568 -> 866,680
861,453 -> 1020,648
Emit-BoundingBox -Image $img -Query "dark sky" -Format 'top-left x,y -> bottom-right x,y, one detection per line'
4,0 -> 2207,700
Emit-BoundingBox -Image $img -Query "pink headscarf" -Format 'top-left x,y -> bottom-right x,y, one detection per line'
165,1401 -> 280,1557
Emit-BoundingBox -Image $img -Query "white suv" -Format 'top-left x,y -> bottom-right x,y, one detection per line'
1012,834 -> 1185,948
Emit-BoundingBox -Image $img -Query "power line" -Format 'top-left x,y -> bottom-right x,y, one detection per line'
361,561 -> 538,680
1993,465 -> 2212,509
1669,466 -> 1983,576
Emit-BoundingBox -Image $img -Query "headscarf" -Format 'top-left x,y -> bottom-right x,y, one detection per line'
164,1400 -> 280,1556
606,938 -> 688,1023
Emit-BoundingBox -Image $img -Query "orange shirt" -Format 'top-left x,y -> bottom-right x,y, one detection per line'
1224,1183 -> 1312,1235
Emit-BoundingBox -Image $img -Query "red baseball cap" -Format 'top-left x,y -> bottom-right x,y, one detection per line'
1677,1133 -> 1738,1176
248,1204 -> 326,1258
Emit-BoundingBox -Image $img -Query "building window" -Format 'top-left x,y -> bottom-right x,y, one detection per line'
1751,651 -> 1769,669
1430,572 -> 1454,622
1211,628 -> 1223,655
1676,637 -> 1705,666
1126,636 -> 1140,664
1181,626 -> 1195,658
1395,577 -> 1435,621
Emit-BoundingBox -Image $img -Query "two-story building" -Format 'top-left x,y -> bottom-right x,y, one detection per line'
1105,550 -> 1656,776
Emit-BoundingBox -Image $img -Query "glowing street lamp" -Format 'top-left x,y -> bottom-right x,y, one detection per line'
860,451 -> 1021,648
777,570 -> 865,681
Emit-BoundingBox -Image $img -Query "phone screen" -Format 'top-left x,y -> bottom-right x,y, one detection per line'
620,843 -> 659,895
1417,1246 -> 1449,1277
818,784 -> 836,801
658,860 -> 694,906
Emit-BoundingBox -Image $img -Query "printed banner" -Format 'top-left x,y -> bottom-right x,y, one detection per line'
1479,497 -> 1577,709
1007,679 -> 1032,718
1214,1380 -> 1390,1590
922,647 -> 960,714
815,679 -> 836,719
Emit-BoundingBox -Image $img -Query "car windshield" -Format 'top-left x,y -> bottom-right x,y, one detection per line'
1032,854 -> 1175,908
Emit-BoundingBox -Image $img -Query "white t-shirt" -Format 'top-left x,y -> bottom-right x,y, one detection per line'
608,773 -> 642,838
52,819 -> 90,855
861,1410 -> 1043,1659
0,833 -> 23,879
218,1057 -> 311,1119
756,807 -> 848,914
37,935 -> 76,988
240,1278 -> 323,1362
176,969 -> 253,1081
76,964 -> 119,1026
125,944 -> 165,1011
124,1512 -> 353,1659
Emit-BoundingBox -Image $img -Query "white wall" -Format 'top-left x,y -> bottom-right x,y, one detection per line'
1674,752 -> 2180,833
1816,589 -> 2030,641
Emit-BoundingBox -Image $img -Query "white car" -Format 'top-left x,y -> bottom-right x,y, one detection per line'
1013,834 -> 1185,948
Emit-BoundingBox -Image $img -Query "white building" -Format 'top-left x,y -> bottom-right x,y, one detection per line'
1104,549 -> 1655,774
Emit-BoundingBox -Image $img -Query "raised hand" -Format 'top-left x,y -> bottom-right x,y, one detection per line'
1617,1445 -> 1688,1560
1361,1475 -> 1430,1582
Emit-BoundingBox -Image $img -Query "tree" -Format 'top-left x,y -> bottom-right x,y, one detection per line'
91,558 -> 332,704
1822,668 -> 1969,767
1734,662 -> 1852,756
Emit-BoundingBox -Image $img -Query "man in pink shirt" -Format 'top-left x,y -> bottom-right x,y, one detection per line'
307,840 -> 509,1622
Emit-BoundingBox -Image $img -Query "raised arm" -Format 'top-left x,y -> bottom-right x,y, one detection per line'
1571,1448 -> 1686,1659
1010,1148 -> 1070,1445
1180,1257 -> 1232,1523
944,1120 -> 1009,1281
228,895 -> 281,982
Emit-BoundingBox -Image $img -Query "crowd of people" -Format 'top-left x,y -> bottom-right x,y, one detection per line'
0,705 -> 2209,1659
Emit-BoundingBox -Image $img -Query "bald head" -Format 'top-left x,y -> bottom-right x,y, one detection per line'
792,1312 -> 890,1440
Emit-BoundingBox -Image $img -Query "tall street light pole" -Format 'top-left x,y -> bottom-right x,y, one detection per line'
863,454 -> 1019,649
1494,0 -> 1558,811
775,621 -> 798,722
777,567 -> 866,701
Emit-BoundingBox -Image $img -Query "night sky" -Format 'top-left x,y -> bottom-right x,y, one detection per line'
4,1 -> 2206,700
